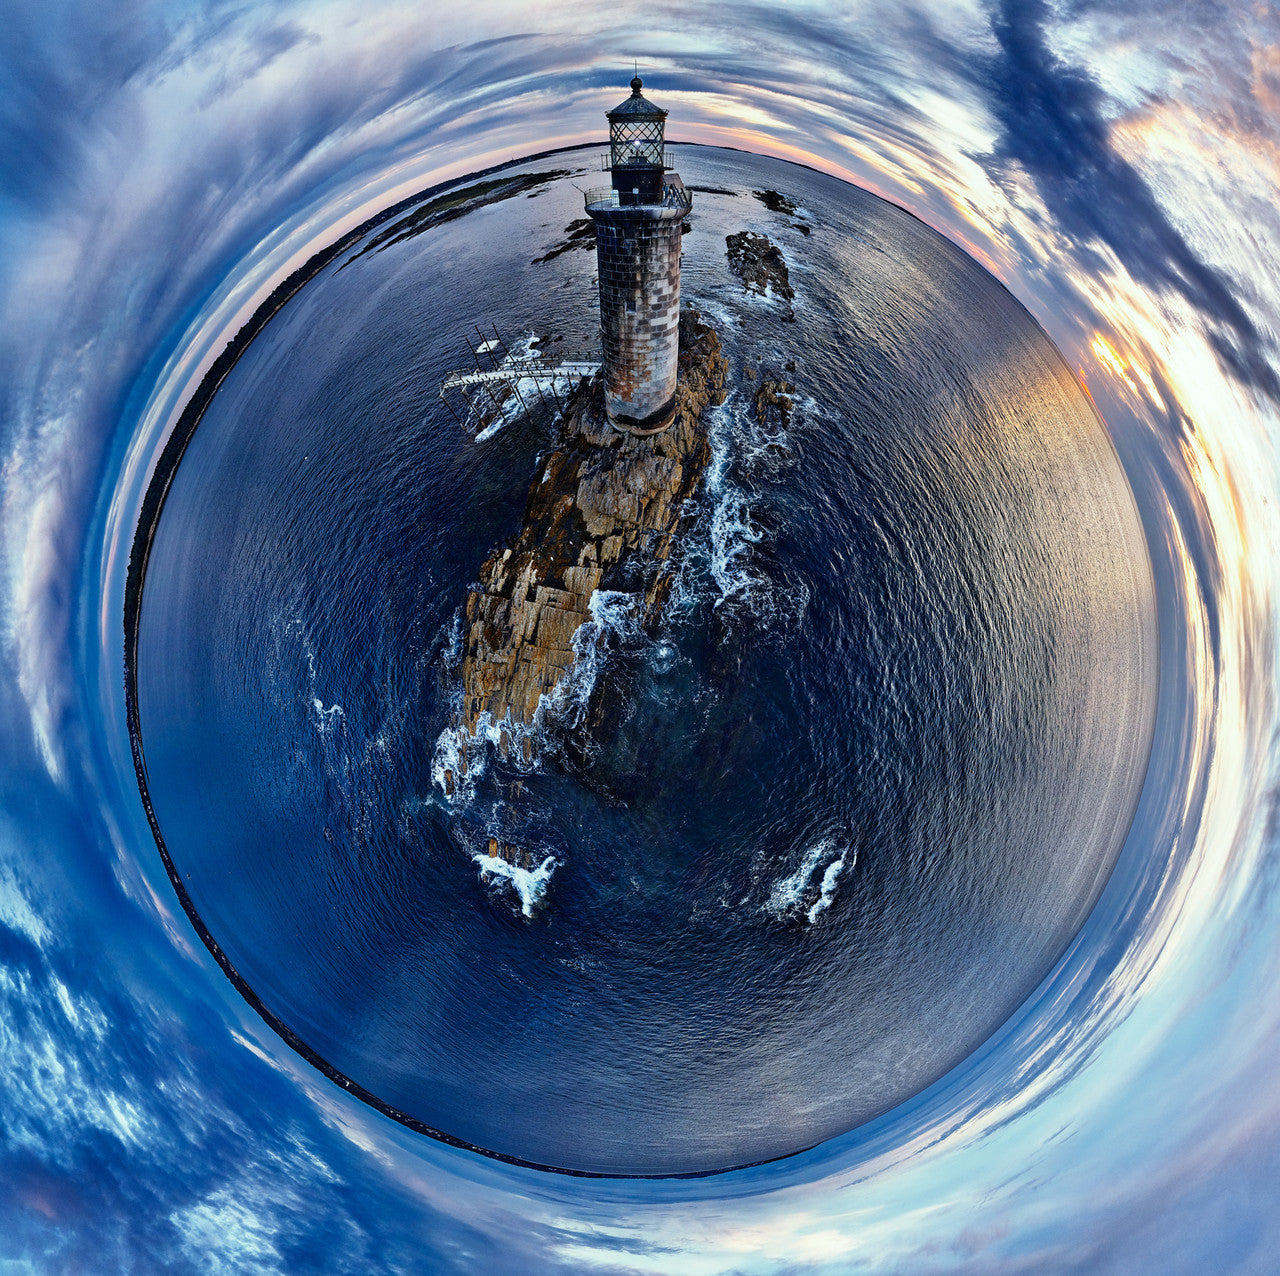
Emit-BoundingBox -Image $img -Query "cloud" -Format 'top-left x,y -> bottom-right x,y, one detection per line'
977,0 -> 1280,398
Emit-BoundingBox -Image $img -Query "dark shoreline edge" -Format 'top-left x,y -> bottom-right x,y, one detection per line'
121,143 -> 812,1182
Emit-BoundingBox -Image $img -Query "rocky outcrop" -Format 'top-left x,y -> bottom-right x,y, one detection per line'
754,377 -> 796,429
441,309 -> 728,794
533,218 -> 596,264
726,231 -> 795,318
484,835 -> 542,870
752,189 -> 811,235
752,189 -> 798,215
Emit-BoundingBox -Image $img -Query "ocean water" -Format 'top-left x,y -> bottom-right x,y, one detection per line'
130,146 -> 1157,1176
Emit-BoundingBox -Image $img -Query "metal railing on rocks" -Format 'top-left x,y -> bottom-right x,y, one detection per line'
438,324 -> 601,436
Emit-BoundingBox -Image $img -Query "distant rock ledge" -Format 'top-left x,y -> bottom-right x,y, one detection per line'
442,308 -> 728,794
725,230 -> 795,319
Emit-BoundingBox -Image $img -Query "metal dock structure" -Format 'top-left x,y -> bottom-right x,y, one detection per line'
439,325 -> 599,435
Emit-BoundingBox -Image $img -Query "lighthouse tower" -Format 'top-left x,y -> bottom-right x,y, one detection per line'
584,77 -> 692,434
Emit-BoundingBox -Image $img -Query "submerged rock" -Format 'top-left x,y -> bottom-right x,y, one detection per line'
450,308 -> 729,777
752,188 -> 811,236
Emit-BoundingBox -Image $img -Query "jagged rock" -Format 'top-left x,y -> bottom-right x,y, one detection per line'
752,188 -> 811,236
752,188 -> 798,215
487,836 -> 539,870
754,378 -> 795,428
533,218 -> 596,264
452,309 -> 728,774
725,231 -> 795,318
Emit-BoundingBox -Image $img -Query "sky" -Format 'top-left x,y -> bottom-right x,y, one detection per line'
1,0 -> 1279,1271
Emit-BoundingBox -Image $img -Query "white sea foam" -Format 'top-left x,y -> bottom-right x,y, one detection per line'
698,392 -> 810,634
268,612 -> 419,853
704,397 -> 774,615
472,849 -> 558,917
548,589 -> 639,728
709,485 -> 765,608
690,298 -> 744,334
430,711 -> 531,804
651,641 -> 678,674
767,839 -> 853,924
438,610 -> 464,668
808,855 -> 847,923
288,617 -> 347,737
311,697 -> 345,733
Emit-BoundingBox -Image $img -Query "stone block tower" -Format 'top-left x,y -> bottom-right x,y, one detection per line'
584,77 -> 691,434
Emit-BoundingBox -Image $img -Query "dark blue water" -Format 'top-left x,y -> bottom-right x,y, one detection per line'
132,146 -> 1157,1176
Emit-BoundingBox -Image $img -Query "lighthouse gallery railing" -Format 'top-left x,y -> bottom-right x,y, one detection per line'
583,185 -> 692,212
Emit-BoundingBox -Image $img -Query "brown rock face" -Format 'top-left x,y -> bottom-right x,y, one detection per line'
754,377 -> 796,428
443,309 -> 728,790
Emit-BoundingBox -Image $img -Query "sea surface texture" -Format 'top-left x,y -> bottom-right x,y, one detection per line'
133,147 -> 1157,1176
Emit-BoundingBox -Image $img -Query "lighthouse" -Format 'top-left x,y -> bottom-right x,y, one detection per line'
584,77 -> 692,434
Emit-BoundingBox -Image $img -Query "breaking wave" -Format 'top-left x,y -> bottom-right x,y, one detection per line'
695,392 -> 809,634
430,588 -> 642,805
550,589 -> 641,730
767,838 -> 853,924
472,848 -> 559,918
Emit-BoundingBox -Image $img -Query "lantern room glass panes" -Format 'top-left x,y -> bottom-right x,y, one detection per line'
611,119 -> 665,168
